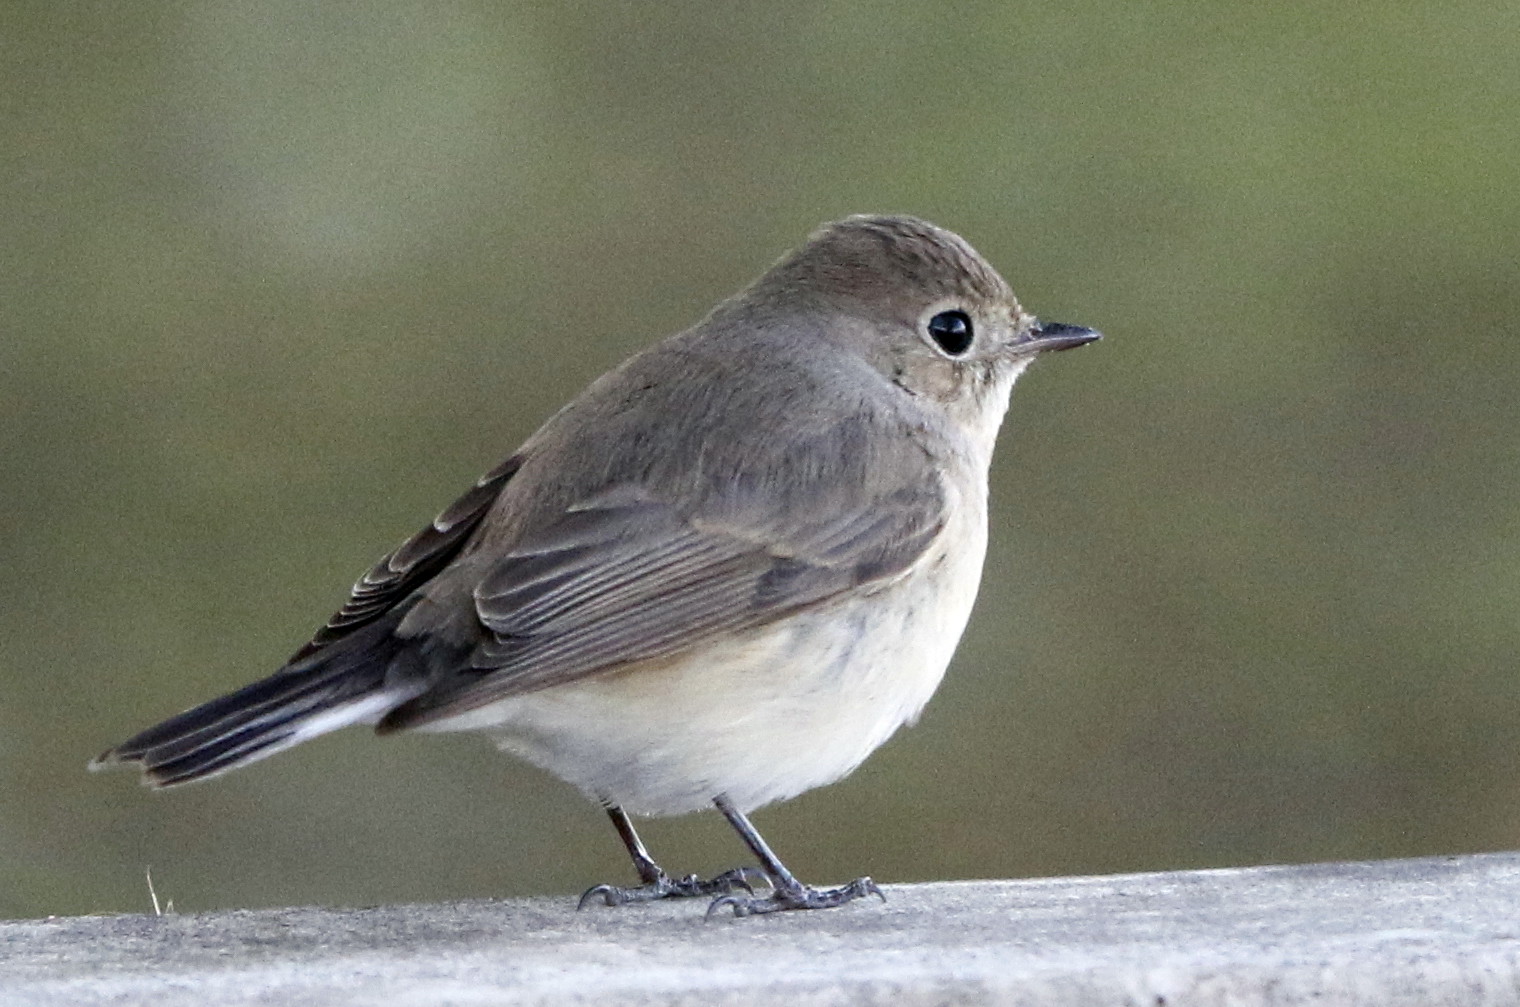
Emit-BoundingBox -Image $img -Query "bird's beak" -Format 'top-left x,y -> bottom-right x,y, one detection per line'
1013,320 -> 1102,355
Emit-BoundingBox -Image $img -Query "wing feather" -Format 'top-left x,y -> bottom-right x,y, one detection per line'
379,470 -> 948,730
287,455 -> 521,663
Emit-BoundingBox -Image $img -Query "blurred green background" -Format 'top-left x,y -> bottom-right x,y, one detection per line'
5,1 -> 1519,920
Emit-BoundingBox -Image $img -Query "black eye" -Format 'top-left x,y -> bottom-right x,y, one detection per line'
926,310 -> 974,356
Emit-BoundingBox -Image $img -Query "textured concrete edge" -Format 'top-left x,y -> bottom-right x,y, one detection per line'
5,854 -> 1520,1006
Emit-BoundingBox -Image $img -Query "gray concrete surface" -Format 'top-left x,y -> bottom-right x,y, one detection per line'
5,853 -> 1520,1006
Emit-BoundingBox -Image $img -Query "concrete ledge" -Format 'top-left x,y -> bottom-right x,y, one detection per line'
5,853 -> 1520,1005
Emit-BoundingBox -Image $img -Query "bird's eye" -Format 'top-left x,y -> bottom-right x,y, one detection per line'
926,310 -> 974,356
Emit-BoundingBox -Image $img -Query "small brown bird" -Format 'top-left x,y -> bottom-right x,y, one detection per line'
92,216 -> 1099,916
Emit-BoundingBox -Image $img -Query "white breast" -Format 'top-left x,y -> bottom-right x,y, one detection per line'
422,473 -> 989,817
425,371 -> 1017,816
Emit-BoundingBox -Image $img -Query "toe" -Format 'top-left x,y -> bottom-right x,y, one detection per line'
577,884 -> 621,910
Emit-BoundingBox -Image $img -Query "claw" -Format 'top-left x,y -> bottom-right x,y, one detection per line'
705,876 -> 885,919
577,866 -> 763,910
577,884 -> 625,910
707,866 -> 765,896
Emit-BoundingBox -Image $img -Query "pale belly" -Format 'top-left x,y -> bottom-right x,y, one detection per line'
421,511 -> 989,816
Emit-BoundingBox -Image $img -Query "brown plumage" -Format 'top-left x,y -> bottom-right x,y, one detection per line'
92,215 -> 1099,915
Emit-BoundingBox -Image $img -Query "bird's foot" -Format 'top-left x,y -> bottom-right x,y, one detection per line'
705,876 -> 884,918
578,867 -> 764,909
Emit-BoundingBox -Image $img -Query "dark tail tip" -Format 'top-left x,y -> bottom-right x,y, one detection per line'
90,659 -> 404,788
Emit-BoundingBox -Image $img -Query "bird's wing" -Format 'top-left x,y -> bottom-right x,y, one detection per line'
286,455 -> 522,664
378,454 -> 949,730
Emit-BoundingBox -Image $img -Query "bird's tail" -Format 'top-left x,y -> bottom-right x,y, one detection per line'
89,629 -> 426,788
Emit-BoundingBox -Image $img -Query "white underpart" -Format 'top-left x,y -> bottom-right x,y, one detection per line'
421,365 -> 1022,816
302,691 -> 412,735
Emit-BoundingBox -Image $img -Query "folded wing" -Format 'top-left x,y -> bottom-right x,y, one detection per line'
379,467 -> 948,730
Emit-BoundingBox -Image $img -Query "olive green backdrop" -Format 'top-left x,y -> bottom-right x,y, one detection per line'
5,2 -> 1518,919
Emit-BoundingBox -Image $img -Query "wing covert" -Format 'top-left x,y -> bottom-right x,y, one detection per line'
379,469 -> 949,729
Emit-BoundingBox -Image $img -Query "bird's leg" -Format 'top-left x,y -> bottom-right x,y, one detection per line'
704,794 -> 886,918
577,804 -> 764,909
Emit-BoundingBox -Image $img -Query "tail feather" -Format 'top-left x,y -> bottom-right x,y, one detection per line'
91,629 -> 427,788
140,690 -> 404,786
139,719 -> 303,787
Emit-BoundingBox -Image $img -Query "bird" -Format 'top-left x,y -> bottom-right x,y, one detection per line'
91,215 -> 1100,917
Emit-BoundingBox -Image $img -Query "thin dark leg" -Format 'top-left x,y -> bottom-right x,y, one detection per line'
705,794 -> 885,918
577,804 -> 763,909
608,803 -> 665,886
